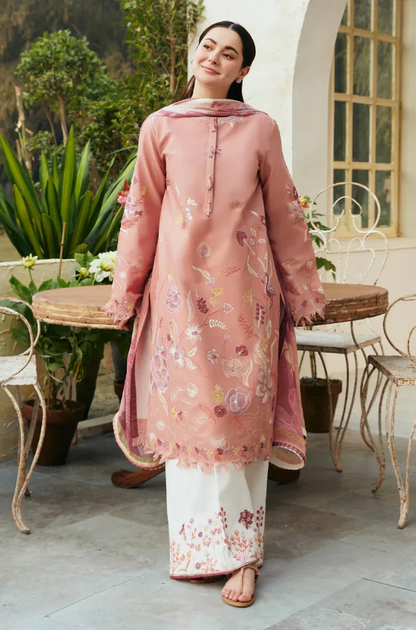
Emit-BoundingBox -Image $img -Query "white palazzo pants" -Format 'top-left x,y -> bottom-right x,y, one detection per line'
165,458 -> 268,579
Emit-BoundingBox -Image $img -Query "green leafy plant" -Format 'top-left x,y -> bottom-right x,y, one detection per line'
301,195 -> 337,380
0,126 -> 135,259
301,195 -> 337,278
0,261 -> 118,410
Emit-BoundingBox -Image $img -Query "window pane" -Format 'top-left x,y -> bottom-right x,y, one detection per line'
335,33 -> 348,93
353,103 -> 370,162
376,106 -> 392,163
341,5 -> 348,25
333,170 -> 346,218
378,0 -> 394,35
334,101 -> 347,161
354,0 -> 372,30
376,171 -> 392,226
354,36 -> 372,96
352,170 -> 369,228
377,41 -> 393,99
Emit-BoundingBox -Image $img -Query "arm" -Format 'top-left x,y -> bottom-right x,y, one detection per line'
259,118 -> 325,325
105,116 -> 165,329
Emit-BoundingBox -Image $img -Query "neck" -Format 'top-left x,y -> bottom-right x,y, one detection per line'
191,80 -> 230,100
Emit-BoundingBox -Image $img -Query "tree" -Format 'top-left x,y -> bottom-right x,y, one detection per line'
120,0 -> 204,116
16,29 -> 113,145
77,0 -> 205,173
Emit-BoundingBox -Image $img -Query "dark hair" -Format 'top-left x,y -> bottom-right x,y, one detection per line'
180,21 -> 256,102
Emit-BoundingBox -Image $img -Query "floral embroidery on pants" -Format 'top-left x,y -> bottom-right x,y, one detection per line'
169,506 -> 265,576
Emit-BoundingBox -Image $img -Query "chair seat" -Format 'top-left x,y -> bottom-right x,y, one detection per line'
368,355 -> 416,386
295,328 -> 381,355
0,355 -> 38,386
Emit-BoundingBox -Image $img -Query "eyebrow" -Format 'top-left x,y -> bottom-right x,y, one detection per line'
204,38 -> 239,56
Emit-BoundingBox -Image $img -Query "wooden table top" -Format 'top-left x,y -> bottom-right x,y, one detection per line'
32,283 -> 389,330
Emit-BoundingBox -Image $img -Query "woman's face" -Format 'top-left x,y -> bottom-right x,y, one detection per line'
192,27 -> 250,93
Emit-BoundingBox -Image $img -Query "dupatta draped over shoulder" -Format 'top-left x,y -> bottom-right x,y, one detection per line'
106,97 -> 325,473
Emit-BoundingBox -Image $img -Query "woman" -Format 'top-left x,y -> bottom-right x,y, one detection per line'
105,21 -> 324,607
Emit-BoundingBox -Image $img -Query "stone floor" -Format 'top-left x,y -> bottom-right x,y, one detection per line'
2,428 -> 416,630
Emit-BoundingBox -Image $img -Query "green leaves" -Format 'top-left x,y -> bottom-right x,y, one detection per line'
0,131 -> 135,260
4,271 -> 122,409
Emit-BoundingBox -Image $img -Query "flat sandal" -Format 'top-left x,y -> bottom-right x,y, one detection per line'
222,564 -> 260,608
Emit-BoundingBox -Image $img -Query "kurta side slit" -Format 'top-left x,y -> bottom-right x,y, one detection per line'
106,97 -> 325,579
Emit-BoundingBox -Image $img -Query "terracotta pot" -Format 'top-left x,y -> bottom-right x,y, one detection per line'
76,354 -> 103,420
22,399 -> 86,466
300,377 -> 343,433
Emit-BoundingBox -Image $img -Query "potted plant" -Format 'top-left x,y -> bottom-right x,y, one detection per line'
300,196 -> 341,433
0,126 -> 135,260
72,247 -> 131,411
1,256 -> 118,465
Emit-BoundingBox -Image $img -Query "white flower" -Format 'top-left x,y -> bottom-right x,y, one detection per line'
21,254 -> 38,269
78,267 -> 89,278
88,251 -> 117,283
185,323 -> 202,345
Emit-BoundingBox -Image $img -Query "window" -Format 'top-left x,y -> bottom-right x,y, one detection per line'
331,0 -> 402,235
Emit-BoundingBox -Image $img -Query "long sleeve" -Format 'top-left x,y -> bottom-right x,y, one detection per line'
259,118 -> 325,325
105,116 -> 165,329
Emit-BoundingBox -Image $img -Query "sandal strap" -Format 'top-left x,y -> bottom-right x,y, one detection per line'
245,565 -> 260,581
225,564 -> 261,584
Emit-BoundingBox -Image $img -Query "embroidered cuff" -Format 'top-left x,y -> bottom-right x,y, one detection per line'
105,298 -> 138,330
290,295 -> 326,327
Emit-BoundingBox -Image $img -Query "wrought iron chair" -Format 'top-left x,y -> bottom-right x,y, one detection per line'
361,295 -> 416,529
296,182 -> 389,471
0,298 -> 47,534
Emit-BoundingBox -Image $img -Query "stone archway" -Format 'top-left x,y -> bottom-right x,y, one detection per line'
292,0 -> 347,200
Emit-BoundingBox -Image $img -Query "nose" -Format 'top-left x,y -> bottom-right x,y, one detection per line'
208,51 -> 220,64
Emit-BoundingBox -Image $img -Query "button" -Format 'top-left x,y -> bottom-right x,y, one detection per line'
207,176 -> 212,191
206,200 -> 212,217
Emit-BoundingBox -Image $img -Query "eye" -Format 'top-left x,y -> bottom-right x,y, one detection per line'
223,53 -> 233,59
203,44 -> 211,50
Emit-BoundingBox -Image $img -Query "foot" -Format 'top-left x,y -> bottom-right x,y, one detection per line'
221,565 -> 257,603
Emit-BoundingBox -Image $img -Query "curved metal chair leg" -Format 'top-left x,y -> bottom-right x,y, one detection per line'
360,360 -> 373,447
371,376 -> 389,493
5,383 -> 47,534
359,342 -> 384,452
384,382 -> 412,529
325,350 -> 358,473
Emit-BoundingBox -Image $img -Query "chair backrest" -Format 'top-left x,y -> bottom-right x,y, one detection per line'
0,298 -> 41,386
307,182 -> 389,287
383,295 -> 416,370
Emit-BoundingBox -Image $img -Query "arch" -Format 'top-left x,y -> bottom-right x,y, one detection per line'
292,0 -> 347,203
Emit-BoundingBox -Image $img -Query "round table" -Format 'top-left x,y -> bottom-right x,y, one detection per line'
32,283 -> 389,487
32,283 -> 389,329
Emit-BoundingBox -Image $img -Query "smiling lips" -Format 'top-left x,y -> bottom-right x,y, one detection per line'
202,66 -> 219,75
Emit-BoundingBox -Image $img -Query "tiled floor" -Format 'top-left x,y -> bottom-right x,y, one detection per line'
1,428 -> 416,630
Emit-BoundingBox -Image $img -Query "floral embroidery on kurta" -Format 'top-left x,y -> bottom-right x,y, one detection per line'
106,97 -> 325,474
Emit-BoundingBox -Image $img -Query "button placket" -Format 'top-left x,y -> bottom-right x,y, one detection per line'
206,118 -> 218,217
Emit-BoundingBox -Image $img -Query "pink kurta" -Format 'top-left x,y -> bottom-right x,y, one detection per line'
106,98 -> 324,474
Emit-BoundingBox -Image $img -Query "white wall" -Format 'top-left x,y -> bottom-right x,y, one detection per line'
399,0 -> 416,237
292,0 -> 347,195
